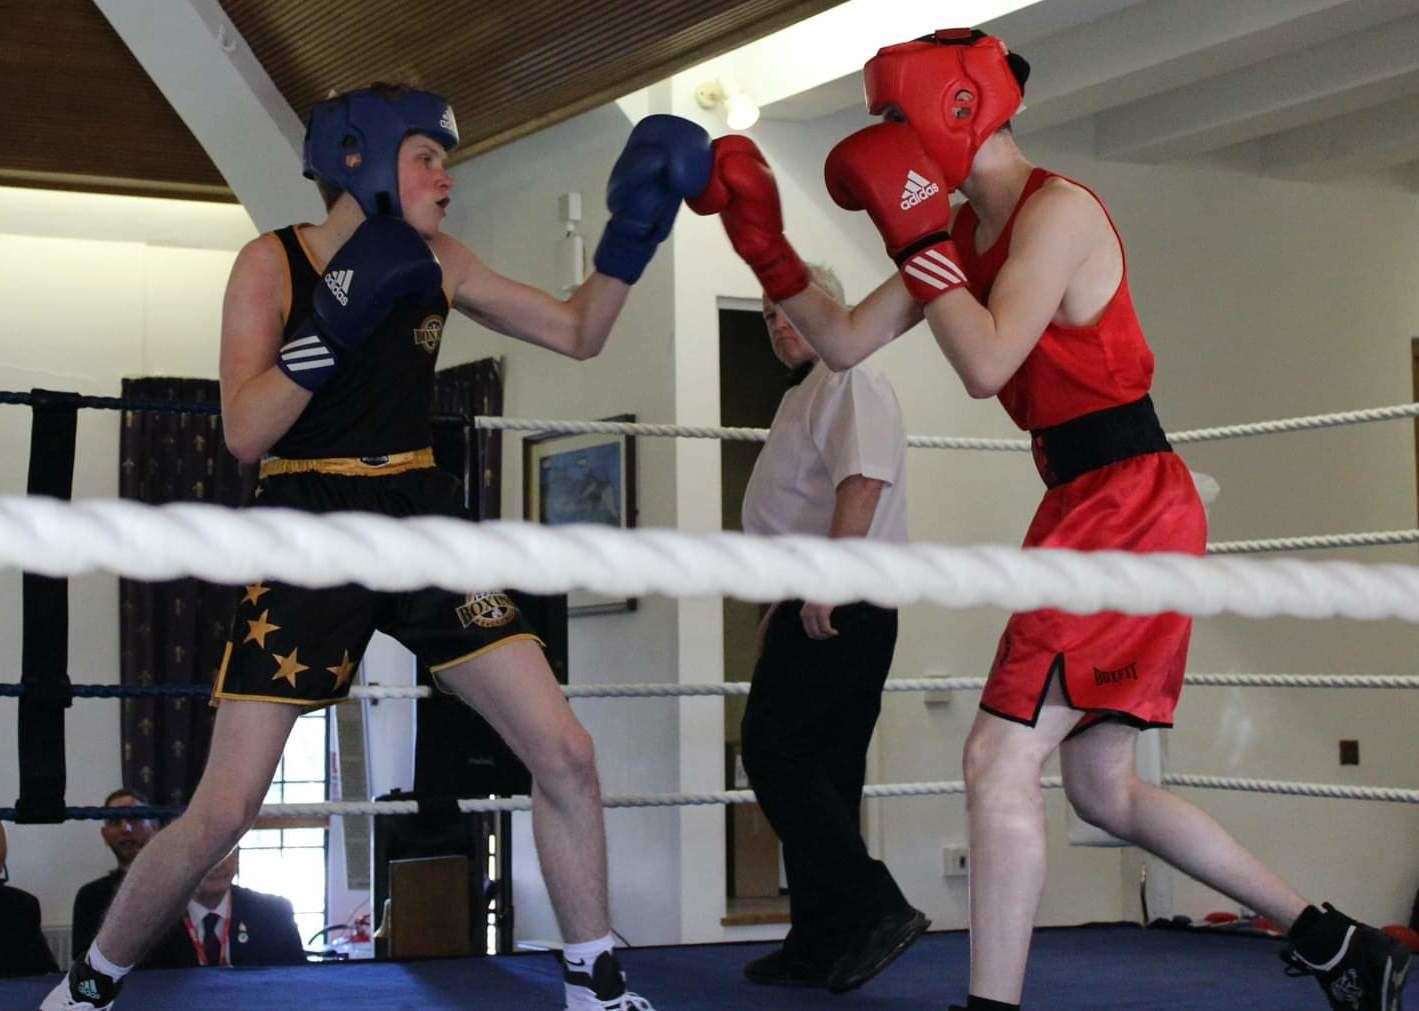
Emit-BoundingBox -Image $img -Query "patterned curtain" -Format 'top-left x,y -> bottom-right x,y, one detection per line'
432,358 -> 503,520
117,378 -> 251,808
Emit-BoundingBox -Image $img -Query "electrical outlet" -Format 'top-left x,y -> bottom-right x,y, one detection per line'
942,845 -> 969,878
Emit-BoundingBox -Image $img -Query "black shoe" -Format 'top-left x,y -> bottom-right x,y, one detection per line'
38,958 -> 123,1010
1282,904 -> 1412,1010
826,906 -> 930,994
743,947 -> 831,988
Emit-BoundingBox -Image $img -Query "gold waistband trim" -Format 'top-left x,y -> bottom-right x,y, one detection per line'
258,447 -> 435,479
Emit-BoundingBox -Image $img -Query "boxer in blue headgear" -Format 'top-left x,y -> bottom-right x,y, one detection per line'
40,83 -> 717,1011
302,85 -> 459,220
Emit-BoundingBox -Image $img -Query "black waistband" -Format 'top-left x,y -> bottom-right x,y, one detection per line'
1030,396 -> 1171,488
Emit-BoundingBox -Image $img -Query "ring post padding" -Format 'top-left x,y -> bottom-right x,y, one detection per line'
16,390 -> 79,823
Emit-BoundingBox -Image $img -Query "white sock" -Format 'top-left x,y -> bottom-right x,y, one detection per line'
563,932 -> 615,975
85,943 -> 132,983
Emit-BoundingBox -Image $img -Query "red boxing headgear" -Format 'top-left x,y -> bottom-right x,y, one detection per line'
864,29 -> 1027,189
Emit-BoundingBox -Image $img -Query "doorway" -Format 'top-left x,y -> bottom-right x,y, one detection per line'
718,299 -> 798,923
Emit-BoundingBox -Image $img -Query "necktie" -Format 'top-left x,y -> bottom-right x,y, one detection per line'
202,911 -> 222,966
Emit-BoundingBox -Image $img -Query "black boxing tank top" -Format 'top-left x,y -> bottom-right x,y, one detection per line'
268,225 -> 448,459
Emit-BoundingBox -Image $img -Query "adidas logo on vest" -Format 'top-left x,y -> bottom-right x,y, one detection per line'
900,169 -> 940,210
324,268 -> 354,306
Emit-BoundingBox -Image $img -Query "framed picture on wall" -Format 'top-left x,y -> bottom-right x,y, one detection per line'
523,415 -> 638,616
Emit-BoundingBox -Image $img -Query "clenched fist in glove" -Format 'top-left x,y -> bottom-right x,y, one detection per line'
687,136 -> 809,303
595,115 -> 714,285
824,122 -> 968,305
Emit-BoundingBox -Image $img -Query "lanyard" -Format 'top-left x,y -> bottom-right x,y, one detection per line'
181,908 -> 233,966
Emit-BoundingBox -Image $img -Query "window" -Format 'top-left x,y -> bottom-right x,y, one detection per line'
237,710 -> 329,947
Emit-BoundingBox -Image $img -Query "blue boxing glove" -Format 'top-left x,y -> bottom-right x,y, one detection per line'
594,115 -> 713,285
277,217 -> 443,392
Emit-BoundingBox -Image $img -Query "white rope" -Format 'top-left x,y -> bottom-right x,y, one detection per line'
351,678 -> 990,700
472,415 -> 1029,452
1181,673 -> 1419,689
7,496 -> 1419,622
1167,401 -> 1419,444
1164,775 -> 1419,805
1208,529 -> 1419,555
349,672 -> 1419,702
473,401 -> 1419,452
256,774 -> 1419,818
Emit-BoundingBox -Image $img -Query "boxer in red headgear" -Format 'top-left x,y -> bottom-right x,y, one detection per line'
691,27 -> 1408,1011
862,29 -> 1027,191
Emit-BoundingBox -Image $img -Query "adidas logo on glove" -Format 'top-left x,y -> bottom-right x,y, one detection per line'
900,169 -> 941,210
324,268 -> 354,307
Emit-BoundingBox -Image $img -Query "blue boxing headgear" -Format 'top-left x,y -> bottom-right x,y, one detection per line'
302,87 -> 459,219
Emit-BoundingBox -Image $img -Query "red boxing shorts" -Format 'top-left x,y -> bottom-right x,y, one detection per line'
981,451 -> 1207,735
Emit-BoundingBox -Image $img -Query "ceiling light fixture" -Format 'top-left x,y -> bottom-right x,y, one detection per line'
694,78 -> 760,131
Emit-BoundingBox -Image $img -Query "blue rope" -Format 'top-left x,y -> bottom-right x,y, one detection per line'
0,683 -> 213,699
0,388 -> 471,425
0,805 -> 183,822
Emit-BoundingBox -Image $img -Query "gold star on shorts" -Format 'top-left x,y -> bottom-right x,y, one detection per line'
242,582 -> 272,607
271,649 -> 309,689
327,650 -> 356,692
244,610 -> 281,649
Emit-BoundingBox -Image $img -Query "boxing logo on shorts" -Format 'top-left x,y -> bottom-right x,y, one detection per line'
1093,663 -> 1138,687
414,315 -> 443,353
456,591 -> 518,629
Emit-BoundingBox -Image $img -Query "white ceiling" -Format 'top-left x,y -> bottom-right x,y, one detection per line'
765,0 -> 1419,192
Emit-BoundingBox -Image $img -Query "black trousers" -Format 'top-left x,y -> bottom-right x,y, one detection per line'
741,600 -> 908,966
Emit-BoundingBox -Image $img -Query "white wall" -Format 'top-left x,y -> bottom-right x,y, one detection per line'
0,186 -> 255,927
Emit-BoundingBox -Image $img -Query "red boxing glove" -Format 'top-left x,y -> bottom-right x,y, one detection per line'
688,135 -> 809,302
824,122 -> 968,305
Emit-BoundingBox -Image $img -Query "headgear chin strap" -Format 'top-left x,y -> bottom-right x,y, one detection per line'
863,29 -> 1029,190
302,87 -> 459,219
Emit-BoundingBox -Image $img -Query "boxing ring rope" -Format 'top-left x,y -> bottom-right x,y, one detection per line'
9,390 -> 1419,558
472,399 -> 1419,449
1207,529 -> 1419,554
4,496 -> 1419,621
8,775 -> 1415,825
7,672 -> 1419,703
4,388 -> 1419,452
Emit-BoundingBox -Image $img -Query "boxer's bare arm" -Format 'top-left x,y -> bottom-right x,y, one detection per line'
778,274 -> 922,372
219,235 -> 312,464
436,235 -> 629,361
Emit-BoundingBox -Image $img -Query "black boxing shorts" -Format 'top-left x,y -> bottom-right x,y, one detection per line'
212,450 -> 542,708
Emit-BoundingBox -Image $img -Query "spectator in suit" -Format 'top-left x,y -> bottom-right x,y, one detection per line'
0,822 -> 61,977
71,790 -> 159,957
144,848 -> 307,969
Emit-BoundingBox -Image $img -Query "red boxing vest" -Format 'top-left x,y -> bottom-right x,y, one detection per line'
952,167 -> 1154,431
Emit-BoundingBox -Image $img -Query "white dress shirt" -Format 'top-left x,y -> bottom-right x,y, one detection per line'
742,360 -> 907,543
186,890 -> 233,966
